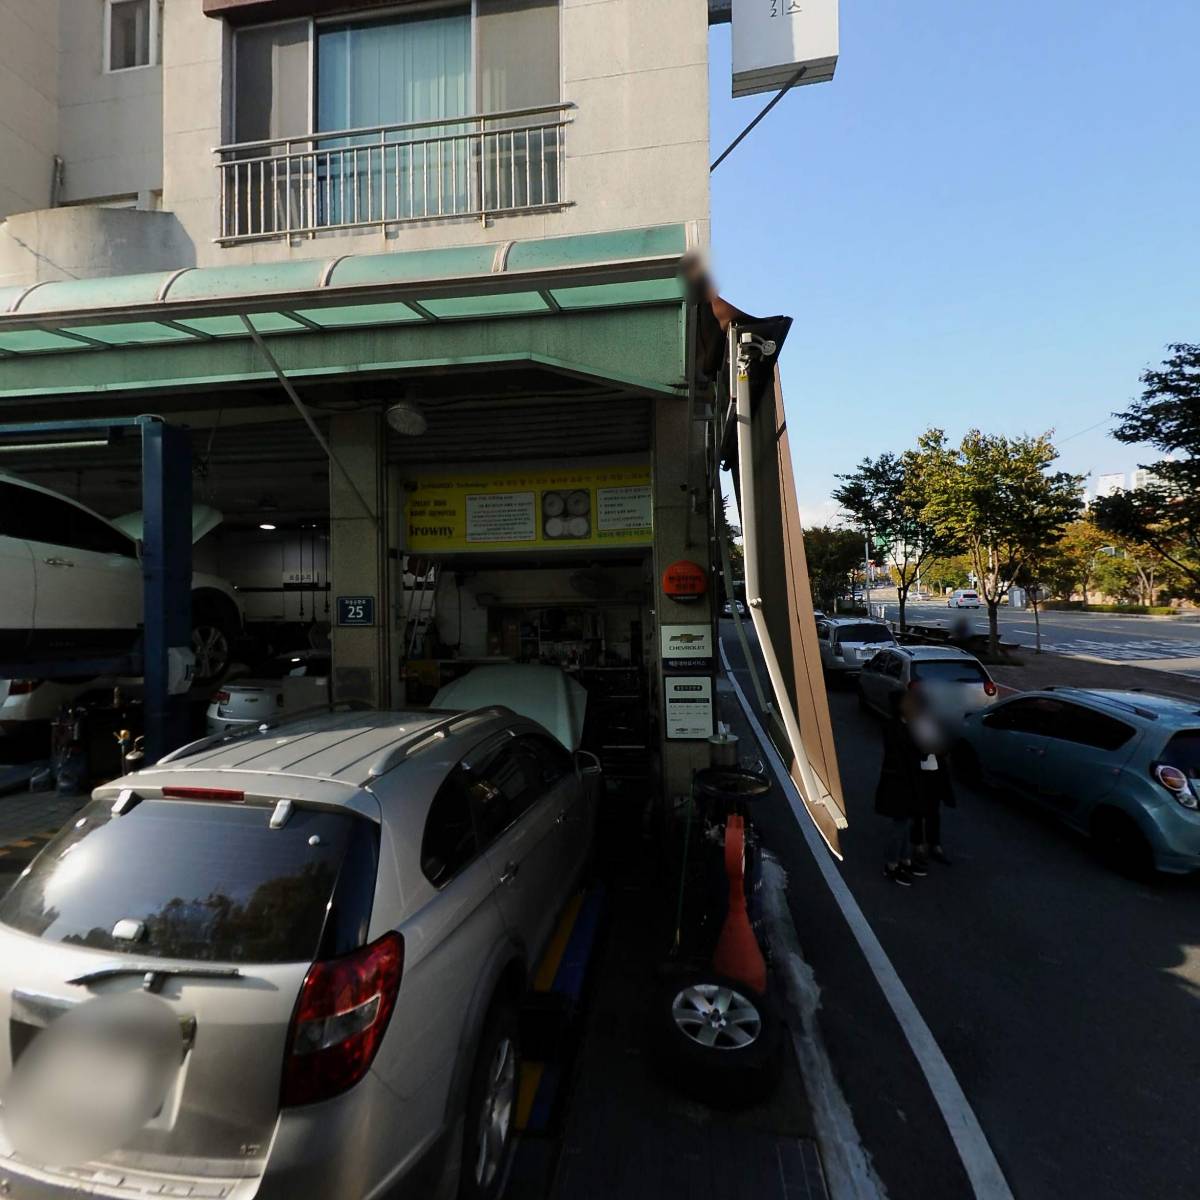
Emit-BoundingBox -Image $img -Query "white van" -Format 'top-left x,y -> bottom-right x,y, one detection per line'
948,589 -> 982,609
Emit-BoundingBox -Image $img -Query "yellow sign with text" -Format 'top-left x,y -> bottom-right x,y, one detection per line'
405,465 -> 653,553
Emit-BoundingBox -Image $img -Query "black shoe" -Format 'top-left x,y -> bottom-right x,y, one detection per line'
884,865 -> 913,886
908,858 -> 929,877
931,848 -> 952,866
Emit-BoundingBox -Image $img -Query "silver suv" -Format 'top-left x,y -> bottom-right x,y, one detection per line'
816,617 -> 896,674
0,708 -> 598,1199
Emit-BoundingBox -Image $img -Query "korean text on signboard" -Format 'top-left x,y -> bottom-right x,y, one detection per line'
404,465 -> 652,554
732,0 -> 839,98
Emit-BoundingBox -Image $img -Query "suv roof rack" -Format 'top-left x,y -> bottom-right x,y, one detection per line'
365,706 -> 514,779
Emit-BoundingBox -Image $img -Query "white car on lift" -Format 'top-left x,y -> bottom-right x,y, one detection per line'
0,473 -> 243,684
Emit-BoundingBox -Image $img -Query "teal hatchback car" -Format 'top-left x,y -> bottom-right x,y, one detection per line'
957,687 -> 1200,875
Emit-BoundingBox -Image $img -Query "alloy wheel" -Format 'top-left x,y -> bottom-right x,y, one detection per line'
192,624 -> 230,682
671,983 -> 762,1050
474,1035 -> 516,1188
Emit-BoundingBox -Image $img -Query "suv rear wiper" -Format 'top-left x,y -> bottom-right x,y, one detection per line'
68,964 -> 242,994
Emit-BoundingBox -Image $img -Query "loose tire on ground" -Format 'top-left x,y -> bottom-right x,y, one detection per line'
652,972 -> 783,1109
459,1004 -> 520,1200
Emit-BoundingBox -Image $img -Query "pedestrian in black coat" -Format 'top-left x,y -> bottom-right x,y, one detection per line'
909,709 -> 956,867
875,691 -> 927,886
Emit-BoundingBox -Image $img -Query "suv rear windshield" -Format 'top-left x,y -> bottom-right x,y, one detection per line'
1162,731 -> 1200,780
0,798 -> 378,964
835,624 -> 893,644
912,660 -> 988,685
958,592 -> 978,598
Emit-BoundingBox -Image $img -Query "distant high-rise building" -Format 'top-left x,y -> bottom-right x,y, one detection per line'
1094,472 -> 1126,499
1131,468 -> 1161,490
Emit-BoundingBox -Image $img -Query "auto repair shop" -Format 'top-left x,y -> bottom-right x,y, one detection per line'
0,225 -> 748,805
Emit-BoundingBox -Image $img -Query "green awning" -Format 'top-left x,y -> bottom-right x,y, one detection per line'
0,224 -> 690,398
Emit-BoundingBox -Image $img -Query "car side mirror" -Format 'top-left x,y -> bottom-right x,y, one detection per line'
574,750 -> 603,778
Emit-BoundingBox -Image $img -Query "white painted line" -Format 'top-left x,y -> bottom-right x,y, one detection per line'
721,643 -> 1015,1200
761,855 -> 889,1200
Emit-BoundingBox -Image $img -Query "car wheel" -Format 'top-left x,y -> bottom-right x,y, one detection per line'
459,1004 -> 519,1200
1091,809 -> 1154,879
653,973 -> 783,1108
190,604 -> 235,686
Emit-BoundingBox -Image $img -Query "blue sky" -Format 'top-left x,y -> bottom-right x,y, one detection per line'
708,1 -> 1200,526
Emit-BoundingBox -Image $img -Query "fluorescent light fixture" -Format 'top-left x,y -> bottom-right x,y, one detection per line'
0,439 -> 110,453
259,523 -> 277,531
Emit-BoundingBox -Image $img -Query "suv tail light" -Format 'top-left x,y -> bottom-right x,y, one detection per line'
281,932 -> 404,1107
983,680 -> 997,697
8,680 -> 42,696
1152,763 -> 1198,810
213,690 -> 231,704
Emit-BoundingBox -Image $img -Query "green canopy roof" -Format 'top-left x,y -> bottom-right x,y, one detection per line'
0,224 -> 690,399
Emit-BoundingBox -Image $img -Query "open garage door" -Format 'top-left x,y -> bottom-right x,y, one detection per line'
727,321 -> 846,857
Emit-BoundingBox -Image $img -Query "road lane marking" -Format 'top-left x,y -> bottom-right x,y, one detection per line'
721,643 -> 1015,1200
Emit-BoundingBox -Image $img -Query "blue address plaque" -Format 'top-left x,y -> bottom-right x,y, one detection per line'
336,596 -> 376,627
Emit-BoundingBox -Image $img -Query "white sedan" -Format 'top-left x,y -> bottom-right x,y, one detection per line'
206,652 -> 331,735
0,472 -> 242,683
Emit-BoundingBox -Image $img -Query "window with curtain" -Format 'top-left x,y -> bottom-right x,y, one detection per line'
318,10 -> 472,223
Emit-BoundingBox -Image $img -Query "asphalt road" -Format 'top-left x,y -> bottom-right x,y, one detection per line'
876,598 -> 1200,675
722,620 -> 1200,1200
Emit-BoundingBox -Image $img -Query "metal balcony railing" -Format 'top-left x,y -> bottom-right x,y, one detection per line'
215,103 -> 573,243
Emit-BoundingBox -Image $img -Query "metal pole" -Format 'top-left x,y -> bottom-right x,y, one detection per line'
240,316 -> 378,526
864,532 -> 873,617
710,67 -> 807,173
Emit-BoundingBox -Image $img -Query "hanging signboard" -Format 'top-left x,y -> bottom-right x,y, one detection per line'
732,0 -> 839,98
405,465 -> 652,554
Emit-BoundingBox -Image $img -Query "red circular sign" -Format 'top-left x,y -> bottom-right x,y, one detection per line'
662,560 -> 709,602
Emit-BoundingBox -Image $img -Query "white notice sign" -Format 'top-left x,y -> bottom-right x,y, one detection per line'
732,0 -> 839,98
665,676 -> 714,740
596,485 -> 652,535
466,492 -> 536,543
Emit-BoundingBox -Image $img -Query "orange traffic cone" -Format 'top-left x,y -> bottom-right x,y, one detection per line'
712,814 -> 767,993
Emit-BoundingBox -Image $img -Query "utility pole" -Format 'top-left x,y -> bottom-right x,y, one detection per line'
863,531 -> 872,617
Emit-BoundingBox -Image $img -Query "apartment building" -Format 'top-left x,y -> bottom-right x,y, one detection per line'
0,0 -> 710,283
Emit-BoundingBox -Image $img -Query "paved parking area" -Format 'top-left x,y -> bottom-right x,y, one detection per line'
724,621 -> 1200,1200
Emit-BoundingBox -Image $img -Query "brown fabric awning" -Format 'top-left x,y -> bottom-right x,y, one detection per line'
725,317 -> 846,855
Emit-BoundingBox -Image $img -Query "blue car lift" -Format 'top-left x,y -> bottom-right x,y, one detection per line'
0,415 -> 192,762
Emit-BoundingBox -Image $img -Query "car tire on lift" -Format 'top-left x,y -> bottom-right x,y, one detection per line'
459,1003 -> 521,1200
653,972 -> 783,1109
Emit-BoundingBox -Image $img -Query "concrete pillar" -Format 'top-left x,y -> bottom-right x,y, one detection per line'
329,411 -> 391,709
652,394 -> 714,809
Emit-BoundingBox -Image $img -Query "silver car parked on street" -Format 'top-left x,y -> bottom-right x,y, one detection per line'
0,707 -> 599,1199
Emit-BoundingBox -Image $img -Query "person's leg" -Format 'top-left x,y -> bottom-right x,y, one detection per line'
928,807 -> 951,863
912,813 -> 929,863
885,817 -> 914,884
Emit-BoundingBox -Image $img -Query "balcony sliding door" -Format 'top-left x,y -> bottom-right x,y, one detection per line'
477,0 -> 561,211
317,10 -> 471,225
230,20 -> 310,238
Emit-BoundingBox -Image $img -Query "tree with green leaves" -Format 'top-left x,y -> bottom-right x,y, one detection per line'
917,429 -> 1084,656
1047,518 -> 1115,604
803,526 -> 865,612
1092,344 -> 1200,597
832,452 -> 961,631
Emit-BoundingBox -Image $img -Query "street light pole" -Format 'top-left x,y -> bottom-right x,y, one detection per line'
863,531 -> 872,617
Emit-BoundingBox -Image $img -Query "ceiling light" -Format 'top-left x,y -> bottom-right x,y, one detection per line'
259,523 -> 277,531
386,401 -> 428,437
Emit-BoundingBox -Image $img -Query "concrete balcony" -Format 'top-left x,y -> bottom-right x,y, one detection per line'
215,104 -> 574,244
